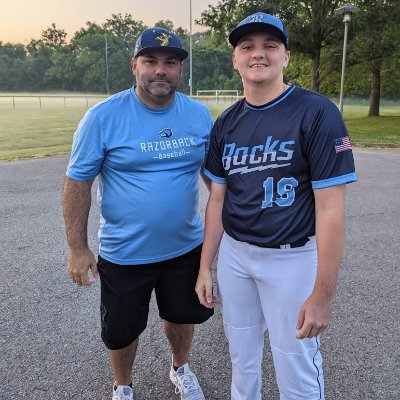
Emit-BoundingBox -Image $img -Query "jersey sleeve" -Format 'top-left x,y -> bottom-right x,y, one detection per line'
66,109 -> 106,181
305,99 -> 357,189
204,120 -> 227,184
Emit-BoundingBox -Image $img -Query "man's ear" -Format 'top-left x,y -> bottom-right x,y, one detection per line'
131,57 -> 137,76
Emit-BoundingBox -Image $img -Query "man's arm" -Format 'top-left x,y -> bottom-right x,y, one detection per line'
62,176 -> 98,286
195,181 -> 226,308
296,184 -> 346,339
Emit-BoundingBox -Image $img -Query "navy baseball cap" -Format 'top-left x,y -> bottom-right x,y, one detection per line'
228,12 -> 289,48
133,27 -> 188,60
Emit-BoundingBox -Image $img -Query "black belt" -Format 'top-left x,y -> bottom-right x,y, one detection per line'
251,237 -> 310,249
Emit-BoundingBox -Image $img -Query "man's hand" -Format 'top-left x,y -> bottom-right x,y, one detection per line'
296,293 -> 332,339
67,248 -> 98,286
195,268 -> 218,309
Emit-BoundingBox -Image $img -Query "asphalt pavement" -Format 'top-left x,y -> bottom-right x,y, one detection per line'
0,149 -> 399,400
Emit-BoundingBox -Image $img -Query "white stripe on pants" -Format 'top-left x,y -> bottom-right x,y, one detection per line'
217,233 -> 324,400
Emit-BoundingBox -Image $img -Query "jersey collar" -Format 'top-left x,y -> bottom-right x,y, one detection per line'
245,84 -> 296,111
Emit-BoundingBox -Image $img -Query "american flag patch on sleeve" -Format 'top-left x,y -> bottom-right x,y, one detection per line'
334,136 -> 352,153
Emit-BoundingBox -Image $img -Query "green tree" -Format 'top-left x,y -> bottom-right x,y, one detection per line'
285,52 -> 312,89
71,22 -> 111,92
351,0 -> 400,116
381,51 -> 400,101
191,35 -> 235,92
0,42 -> 27,91
104,13 -> 145,47
25,23 -> 67,90
46,15 -> 147,93
196,0 -> 271,41
46,45 -> 81,90
167,30 -> 240,95
40,23 -> 67,49
154,19 -> 175,31
103,14 -> 147,92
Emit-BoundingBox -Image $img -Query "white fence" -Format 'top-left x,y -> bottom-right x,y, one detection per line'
0,95 -> 107,109
195,90 -> 242,105
0,93 -> 243,109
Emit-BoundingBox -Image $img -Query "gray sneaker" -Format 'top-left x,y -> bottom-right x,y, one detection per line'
169,363 -> 205,400
112,383 -> 136,400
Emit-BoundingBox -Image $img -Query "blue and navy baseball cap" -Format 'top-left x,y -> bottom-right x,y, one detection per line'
133,27 -> 188,60
228,12 -> 289,48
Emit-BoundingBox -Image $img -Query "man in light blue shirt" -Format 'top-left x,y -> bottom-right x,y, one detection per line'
63,27 -> 213,400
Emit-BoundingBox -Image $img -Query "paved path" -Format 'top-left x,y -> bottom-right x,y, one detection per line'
0,149 -> 399,399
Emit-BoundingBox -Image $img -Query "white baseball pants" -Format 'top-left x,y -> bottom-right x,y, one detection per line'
217,233 -> 324,400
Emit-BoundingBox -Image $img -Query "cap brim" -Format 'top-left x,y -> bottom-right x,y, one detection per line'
229,23 -> 287,48
135,46 -> 188,61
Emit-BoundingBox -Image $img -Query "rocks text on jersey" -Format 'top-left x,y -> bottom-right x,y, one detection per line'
222,136 -> 294,175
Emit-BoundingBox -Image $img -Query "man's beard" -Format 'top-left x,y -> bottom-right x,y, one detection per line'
136,77 -> 178,107
145,79 -> 176,98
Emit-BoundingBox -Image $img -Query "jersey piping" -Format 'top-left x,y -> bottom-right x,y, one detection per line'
245,84 -> 297,111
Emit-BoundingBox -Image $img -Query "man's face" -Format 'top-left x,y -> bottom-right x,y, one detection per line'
131,52 -> 183,107
232,32 -> 290,86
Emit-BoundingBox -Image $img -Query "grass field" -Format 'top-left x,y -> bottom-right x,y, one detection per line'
0,96 -> 399,161
341,105 -> 400,147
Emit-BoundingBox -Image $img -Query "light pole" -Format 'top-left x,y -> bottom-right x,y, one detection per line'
189,0 -> 193,96
335,3 -> 359,114
104,30 -> 110,95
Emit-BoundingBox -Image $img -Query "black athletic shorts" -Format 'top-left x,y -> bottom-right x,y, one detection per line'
97,245 -> 213,350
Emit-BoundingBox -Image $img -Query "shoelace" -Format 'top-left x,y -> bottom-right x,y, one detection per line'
175,371 -> 199,394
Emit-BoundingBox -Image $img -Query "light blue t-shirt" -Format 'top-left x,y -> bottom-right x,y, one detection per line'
66,88 -> 213,265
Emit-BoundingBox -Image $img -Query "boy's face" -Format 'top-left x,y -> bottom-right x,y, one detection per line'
232,32 -> 290,86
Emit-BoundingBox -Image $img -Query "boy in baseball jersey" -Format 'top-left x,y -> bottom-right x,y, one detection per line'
195,12 -> 357,400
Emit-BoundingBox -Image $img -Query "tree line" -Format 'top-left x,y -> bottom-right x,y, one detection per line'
1,0 -> 399,116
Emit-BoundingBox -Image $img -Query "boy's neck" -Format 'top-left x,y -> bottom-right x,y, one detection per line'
244,81 -> 289,106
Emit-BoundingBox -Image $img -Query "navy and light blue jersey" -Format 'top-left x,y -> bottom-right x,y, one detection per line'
67,88 -> 213,265
204,85 -> 356,246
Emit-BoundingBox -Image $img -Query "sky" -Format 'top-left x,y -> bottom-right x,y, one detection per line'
1,0 -> 220,44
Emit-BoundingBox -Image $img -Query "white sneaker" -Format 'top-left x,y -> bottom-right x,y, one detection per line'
169,363 -> 205,400
112,383 -> 136,400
